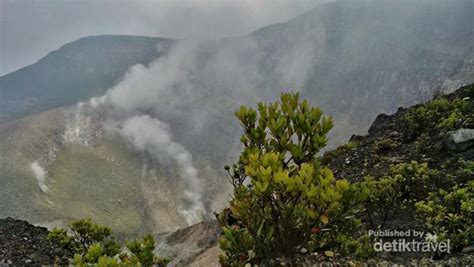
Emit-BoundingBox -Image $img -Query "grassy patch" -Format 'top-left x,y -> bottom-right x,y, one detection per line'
46,138 -> 147,236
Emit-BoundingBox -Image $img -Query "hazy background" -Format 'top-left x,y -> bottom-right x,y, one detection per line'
0,0 -> 324,76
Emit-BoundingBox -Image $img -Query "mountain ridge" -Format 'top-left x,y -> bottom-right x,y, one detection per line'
0,35 -> 173,121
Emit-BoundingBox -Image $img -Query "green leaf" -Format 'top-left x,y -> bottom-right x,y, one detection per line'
324,251 -> 335,257
306,208 -> 317,219
257,220 -> 265,237
320,214 -> 329,225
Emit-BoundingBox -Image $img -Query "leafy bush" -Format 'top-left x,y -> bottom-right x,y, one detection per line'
402,97 -> 472,140
372,138 -> 400,153
361,161 -> 439,227
415,181 -> 474,252
125,234 -> 170,266
443,158 -> 474,185
48,219 -> 170,266
337,234 -> 376,260
217,93 -> 369,265
48,219 -> 119,258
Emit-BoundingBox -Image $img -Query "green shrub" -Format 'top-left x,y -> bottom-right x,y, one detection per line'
361,161 -> 439,227
447,158 -> 474,185
337,234 -> 376,260
125,234 -> 170,267
402,97 -> 472,140
415,181 -> 474,252
217,93 -> 369,265
48,219 -> 170,266
361,175 -> 403,228
372,138 -> 400,153
97,256 -> 121,267
49,219 -> 118,256
84,243 -> 105,263
218,225 -> 255,264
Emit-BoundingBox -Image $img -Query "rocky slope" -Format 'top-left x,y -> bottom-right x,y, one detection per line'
0,216 -> 221,266
1,0 -> 474,240
323,84 -> 473,184
0,217 -> 65,265
155,220 -> 221,266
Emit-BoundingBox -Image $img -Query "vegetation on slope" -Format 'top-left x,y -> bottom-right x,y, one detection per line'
48,219 -> 171,266
216,93 -> 372,265
217,84 -> 473,265
47,141 -> 146,236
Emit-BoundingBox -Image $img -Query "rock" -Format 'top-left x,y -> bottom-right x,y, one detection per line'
349,135 -> 365,143
0,217 -> 68,265
443,128 -> 474,151
388,131 -> 400,138
462,245 -> 474,253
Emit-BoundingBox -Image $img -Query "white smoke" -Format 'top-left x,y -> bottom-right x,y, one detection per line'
89,42 -> 212,225
64,103 -> 92,145
118,115 -> 205,225
88,23 -> 323,225
87,30 -> 314,224
91,39 -> 264,116
30,161 -> 48,192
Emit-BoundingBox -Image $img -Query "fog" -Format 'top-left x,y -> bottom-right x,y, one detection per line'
0,0 -> 321,75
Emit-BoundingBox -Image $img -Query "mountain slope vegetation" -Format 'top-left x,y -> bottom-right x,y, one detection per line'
1,0 -> 474,239
170,84 -> 473,265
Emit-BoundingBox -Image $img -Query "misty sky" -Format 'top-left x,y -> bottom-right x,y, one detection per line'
0,0 -> 322,76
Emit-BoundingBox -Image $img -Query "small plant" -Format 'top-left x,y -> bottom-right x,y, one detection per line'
361,175 -> 403,228
415,181 -> 474,252
337,234 -> 377,260
48,219 -> 171,266
372,138 -> 400,153
448,158 -> 474,185
217,93 -> 369,265
402,97 -> 472,140
48,219 -> 119,256
361,161 -> 439,227
125,234 -> 170,267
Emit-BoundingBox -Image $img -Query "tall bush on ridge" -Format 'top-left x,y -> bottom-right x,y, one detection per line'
217,93 -> 368,265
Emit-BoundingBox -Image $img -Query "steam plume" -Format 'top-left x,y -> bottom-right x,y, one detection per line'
30,161 -> 48,192
119,115 -> 205,225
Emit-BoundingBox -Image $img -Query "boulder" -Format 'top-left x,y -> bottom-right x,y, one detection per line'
443,128 -> 474,151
